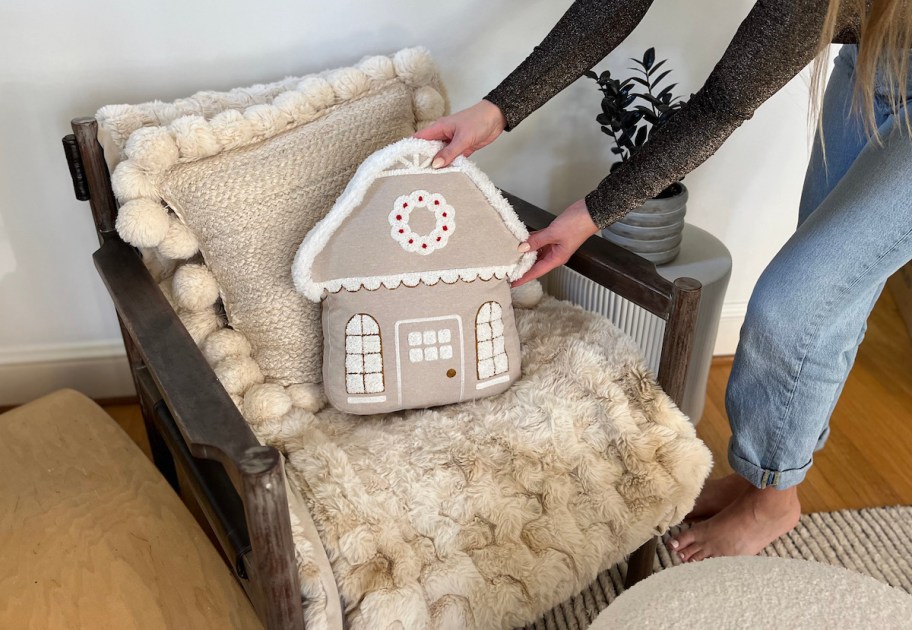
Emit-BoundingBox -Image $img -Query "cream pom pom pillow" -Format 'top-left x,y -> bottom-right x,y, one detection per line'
293,138 -> 536,414
104,48 -> 448,387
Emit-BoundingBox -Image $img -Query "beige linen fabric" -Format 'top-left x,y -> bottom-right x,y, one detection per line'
321,279 -> 520,414
312,172 -> 523,283
161,83 -> 417,384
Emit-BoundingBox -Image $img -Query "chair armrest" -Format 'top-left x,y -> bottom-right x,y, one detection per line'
504,192 -> 676,317
93,236 -> 261,480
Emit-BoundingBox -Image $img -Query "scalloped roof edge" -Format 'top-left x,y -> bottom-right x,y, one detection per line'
292,138 -> 536,302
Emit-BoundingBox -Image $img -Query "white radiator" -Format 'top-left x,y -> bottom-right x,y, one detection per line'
543,225 -> 732,424
545,266 -> 666,374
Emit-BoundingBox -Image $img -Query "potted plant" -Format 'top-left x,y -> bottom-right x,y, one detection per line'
586,47 -> 688,264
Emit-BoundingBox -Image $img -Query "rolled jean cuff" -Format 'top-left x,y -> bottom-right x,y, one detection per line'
727,445 -> 812,490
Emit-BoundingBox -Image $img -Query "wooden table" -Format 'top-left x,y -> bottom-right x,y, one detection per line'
0,389 -> 262,629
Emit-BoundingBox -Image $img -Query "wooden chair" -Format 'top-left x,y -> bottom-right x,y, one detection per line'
63,116 -> 701,629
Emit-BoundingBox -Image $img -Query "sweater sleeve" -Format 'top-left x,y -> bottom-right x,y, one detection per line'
484,0 -> 656,131
584,0 -> 843,228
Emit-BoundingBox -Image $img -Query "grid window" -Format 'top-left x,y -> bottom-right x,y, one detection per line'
345,314 -> 384,394
476,301 -> 508,380
407,326 -> 454,363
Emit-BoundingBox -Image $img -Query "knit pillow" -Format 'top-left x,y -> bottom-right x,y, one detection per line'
293,138 -> 536,414
106,48 -> 448,386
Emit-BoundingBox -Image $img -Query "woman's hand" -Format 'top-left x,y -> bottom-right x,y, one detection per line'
413,100 -> 507,168
513,199 -> 599,287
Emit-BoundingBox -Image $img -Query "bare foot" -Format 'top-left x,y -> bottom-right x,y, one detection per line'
668,485 -> 801,562
687,474 -> 752,521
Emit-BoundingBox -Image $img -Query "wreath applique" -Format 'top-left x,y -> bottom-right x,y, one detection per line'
388,189 -> 455,255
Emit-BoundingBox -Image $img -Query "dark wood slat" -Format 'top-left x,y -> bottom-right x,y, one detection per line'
134,366 -> 252,579
240,448 -> 305,630
505,192 -> 675,317
62,134 -> 90,201
93,236 -> 261,481
118,317 -> 180,490
624,537 -> 658,589
657,278 -> 703,406
71,117 -> 118,238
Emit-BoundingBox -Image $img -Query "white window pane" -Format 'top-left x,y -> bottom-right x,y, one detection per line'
477,323 -> 492,342
364,373 -> 384,393
490,302 -> 502,319
346,374 -> 365,394
494,353 -> 508,375
363,335 -> 381,353
440,345 -> 453,360
423,330 -> 437,345
346,335 -> 363,354
364,353 -> 383,373
409,348 -> 424,363
438,328 -> 451,343
477,340 -> 493,360
478,358 -> 495,379
477,303 -> 492,323
408,331 -> 422,347
424,346 -> 438,361
362,316 -> 379,334
491,318 -> 504,338
493,336 -> 505,355
346,316 -> 362,335
345,354 -> 364,374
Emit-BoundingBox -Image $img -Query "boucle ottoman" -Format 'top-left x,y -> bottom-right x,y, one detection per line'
591,556 -> 912,629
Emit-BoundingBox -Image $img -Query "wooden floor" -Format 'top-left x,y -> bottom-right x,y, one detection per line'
101,290 -> 912,516
698,289 -> 912,514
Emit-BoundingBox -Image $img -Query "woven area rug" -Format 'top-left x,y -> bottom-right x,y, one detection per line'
525,506 -> 912,629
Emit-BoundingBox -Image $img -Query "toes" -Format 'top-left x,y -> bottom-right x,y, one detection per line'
668,529 -> 696,553
689,548 -> 712,563
677,544 -> 702,563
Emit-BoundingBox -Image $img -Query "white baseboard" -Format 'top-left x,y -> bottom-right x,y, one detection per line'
713,301 -> 747,356
0,340 -> 134,407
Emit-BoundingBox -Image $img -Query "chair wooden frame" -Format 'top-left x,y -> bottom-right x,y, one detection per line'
64,116 -> 701,629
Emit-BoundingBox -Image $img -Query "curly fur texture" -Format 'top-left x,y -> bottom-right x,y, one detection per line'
252,296 -> 712,629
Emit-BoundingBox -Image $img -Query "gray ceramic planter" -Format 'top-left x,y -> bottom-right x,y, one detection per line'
602,183 -> 687,265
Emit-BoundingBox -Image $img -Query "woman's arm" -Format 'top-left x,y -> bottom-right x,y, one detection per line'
585,0 -> 844,227
514,0 -> 857,286
485,0 -> 655,131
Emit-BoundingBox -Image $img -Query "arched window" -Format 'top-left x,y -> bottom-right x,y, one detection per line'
476,301 -> 508,380
345,314 -> 384,394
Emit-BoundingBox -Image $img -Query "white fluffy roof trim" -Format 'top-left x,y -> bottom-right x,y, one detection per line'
292,138 -> 536,302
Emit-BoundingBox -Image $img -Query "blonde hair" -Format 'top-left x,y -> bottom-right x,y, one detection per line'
812,0 -> 912,142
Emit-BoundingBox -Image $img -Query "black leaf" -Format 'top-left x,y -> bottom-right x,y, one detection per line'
651,68 -> 672,86
648,59 -> 667,77
643,47 -> 656,70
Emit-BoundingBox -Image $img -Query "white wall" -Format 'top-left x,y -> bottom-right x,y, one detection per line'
0,0 -> 818,404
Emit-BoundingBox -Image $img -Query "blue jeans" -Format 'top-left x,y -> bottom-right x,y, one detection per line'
726,45 -> 912,489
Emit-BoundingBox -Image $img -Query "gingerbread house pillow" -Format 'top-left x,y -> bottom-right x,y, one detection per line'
293,138 -> 536,414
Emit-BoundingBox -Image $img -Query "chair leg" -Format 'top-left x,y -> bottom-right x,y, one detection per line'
624,537 -> 658,590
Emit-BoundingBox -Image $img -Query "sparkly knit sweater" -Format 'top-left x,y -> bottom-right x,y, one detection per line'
484,0 -> 859,228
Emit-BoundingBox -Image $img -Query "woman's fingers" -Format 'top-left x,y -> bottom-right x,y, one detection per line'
518,228 -> 555,253
413,119 -> 453,142
512,245 -> 566,287
412,100 -> 507,168
430,133 -> 471,168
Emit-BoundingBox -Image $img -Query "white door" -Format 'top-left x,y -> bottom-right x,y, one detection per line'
394,316 -> 464,408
